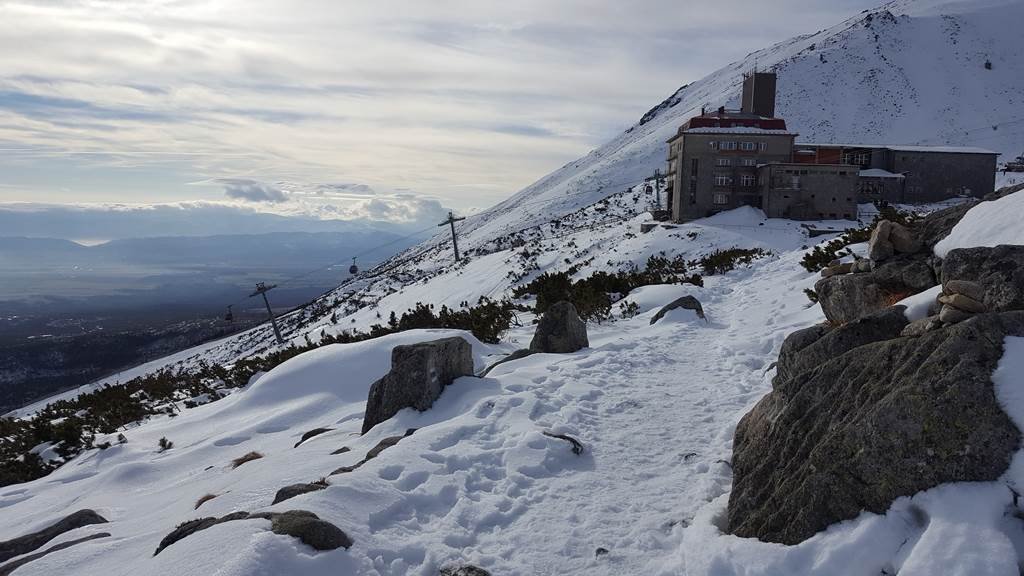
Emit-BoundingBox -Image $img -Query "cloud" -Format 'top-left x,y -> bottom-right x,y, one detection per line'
0,0 -> 884,213
219,179 -> 289,203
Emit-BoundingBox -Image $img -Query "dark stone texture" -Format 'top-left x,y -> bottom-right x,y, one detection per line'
479,349 -> 535,377
913,201 -> 977,249
267,510 -> 352,551
776,307 -> 908,382
0,532 -> 110,576
155,510 -> 351,555
942,245 -> 1024,313
330,429 -> 416,476
815,256 -> 936,324
272,482 -> 328,505
294,428 -> 333,448
728,312 -> 1024,545
0,509 -> 107,563
440,566 -> 491,576
649,295 -> 706,325
362,337 -> 474,434
529,301 -> 589,353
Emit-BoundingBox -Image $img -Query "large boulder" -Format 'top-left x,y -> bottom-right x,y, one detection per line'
155,510 -> 351,555
868,220 -> 895,262
728,312 -> 1024,545
0,509 -> 107,563
775,307 -> 908,382
362,337 -> 474,434
941,245 -> 1024,312
649,295 -> 706,324
815,257 -> 936,324
272,482 -> 328,505
529,301 -> 589,353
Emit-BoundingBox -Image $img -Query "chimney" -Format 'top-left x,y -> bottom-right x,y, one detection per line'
717,106 -> 726,115
741,71 -> 777,118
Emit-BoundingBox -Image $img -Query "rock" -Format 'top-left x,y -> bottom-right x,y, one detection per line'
0,533 -> 110,576
0,509 -> 108,563
815,257 -> 936,325
901,316 -> 942,337
542,431 -> 584,455
868,220 -> 895,261
776,307 -> 908,382
943,280 -> 985,302
268,510 -> 352,551
775,324 -> 831,383
913,201 -> 978,249
156,510 -> 351,555
330,429 -> 416,476
272,482 -> 328,505
294,427 -> 333,448
889,222 -> 921,254
362,337 -> 474,434
330,446 -> 351,455
729,312 -> 1024,545
942,245 -> 1024,312
595,547 -> 610,557
938,293 -> 986,313
820,263 -> 850,278
939,304 -> 974,324
154,517 -> 220,556
649,295 -> 706,325
440,566 -> 491,576
530,301 -> 589,353
479,348 -> 535,377
852,259 -> 872,273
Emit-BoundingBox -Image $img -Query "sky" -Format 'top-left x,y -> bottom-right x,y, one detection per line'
0,0 -> 884,226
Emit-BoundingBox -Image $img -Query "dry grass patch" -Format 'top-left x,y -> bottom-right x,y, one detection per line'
194,493 -> 218,510
230,451 -> 264,469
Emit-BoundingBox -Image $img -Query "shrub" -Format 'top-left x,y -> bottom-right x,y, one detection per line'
195,494 -> 217,510
157,437 -> 174,452
697,248 -> 771,275
231,451 -> 264,469
803,288 -> 819,305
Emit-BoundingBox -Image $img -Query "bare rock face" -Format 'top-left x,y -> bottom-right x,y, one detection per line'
728,312 -> 1024,545
868,219 -> 896,262
649,295 -> 706,325
0,509 -> 107,563
942,245 -> 1024,313
155,510 -> 351,555
529,301 -> 589,353
815,257 -> 936,324
273,482 -> 328,505
362,337 -> 474,434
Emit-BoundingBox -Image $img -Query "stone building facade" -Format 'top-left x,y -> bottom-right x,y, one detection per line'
759,163 -> 859,220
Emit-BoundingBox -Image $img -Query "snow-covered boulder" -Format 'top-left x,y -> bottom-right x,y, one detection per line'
362,337 -> 474,434
649,295 -> 706,325
729,311 -> 1024,545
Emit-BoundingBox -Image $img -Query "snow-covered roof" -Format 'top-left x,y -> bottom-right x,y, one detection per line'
683,127 -> 796,135
796,142 -> 999,155
860,169 -> 905,179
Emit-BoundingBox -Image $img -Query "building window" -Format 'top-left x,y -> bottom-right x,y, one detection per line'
741,142 -> 756,151
758,142 -> 767,151
740,174 -> 756,187
709,141 -> 719,150
716,158 -> 731,166
721,141 -> 737,151
714,174 -> 732,186
691,158 -> 699,177
742,158 -> 757,167
713,193 -> 729,205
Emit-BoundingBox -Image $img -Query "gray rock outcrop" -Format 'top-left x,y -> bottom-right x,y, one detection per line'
0,533 -> 110,576
479,348 -> 535,377
815,257 -> 936,324
942,245 -> 1024,312
362,337 -> 474,434
529,301 -> 589,353
440,566 -> 491,576
649,295 -> 706,324
728,312 -> 1024,545
273,482 -> 328,505
155,510 -> 351,555
0,509 -> 107,563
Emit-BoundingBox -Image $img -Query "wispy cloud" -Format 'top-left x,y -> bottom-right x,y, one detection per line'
219,178 -> 288,203
0,0 -> 881,216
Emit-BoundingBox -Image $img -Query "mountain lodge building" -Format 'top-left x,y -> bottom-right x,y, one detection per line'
666,72 -> 999,222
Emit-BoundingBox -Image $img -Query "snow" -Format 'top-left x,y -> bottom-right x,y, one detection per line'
860,168 -> 905,178
935,190 -> 1024,257
897,285 -> 941,321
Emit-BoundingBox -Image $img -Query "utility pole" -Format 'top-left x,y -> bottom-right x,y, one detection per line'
438,210 -> 466,262
250,281 -> 284,344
